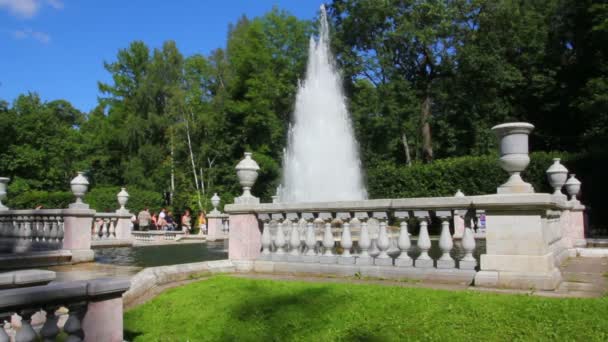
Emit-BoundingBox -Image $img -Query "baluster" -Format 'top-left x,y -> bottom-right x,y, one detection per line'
56,216 -> 64,249
0,217 -> 6,253
372,212 -> 391,266
92,218 -> 100,240
258,214 -> 271,260
319,212 -> 336,263
460,217 -> 477,270
271,213 -> 286,261
287,213 -> 301,262
354,212 -> 372,265
109,218 -> 116,239
395,211 -> 413,267
30,217 -> 39,251
414,211 -> 433,268
15,311 -> 37,342
102,218 -> 110,239
48,217 -> 58,250
40,216 -> 50,250
39,307 -> 60,342
302,213 -> 317,263
436,211 -> 455,269
13,216 -> 25,253
0,318 -> 9,342
63,306 -> 84,341
338,212 -> 354,264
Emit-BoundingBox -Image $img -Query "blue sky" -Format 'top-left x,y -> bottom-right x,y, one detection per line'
0,0 -> 321,112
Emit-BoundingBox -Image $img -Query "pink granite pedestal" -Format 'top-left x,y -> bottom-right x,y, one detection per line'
228,214 -> 261,260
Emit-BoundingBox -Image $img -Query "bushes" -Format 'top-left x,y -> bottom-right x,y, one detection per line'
7,190 -> 73,209
366,151 -> 573,198
85,186 -> 163,213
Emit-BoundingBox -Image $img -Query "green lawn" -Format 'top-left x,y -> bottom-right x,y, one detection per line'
124,276 -> 608,341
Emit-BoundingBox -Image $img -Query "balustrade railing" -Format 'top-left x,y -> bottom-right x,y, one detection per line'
0,278 -> 130,342
0,210 -> 65,254
257,207 -> 480,271
91,213 -> 119,240
132,230 -> 185,242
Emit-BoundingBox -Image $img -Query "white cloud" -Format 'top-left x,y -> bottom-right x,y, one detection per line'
13,28 -> 51,44
0,0 -> 63,18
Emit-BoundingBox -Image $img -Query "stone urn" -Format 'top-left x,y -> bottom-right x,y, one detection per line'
234,152 -> 260,204
546,158 -> 568,196
0,177 -> 9,210
211,193 -> 221,215
454,189 -> 465,197
69,172 -> 90,208
117,187 -> 129,210
491,122 -> 535,194
565,174 -> 581,202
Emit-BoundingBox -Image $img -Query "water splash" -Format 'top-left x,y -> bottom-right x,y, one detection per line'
280,5 -> 367,203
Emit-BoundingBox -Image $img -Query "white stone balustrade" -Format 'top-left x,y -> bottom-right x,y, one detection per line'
131,231 -> 185,242
227,193 -> 582,290
252,209 -> 470,271
0,277 -> 130,342
0,210 -> 65,254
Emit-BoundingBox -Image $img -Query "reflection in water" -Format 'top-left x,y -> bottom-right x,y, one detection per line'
95,242 -> 228,268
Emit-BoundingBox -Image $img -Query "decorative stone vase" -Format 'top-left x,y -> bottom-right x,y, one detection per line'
546,158 -> 568,196
234,152 -> 260,204
211,193 -> 221,215
69,172 -> 89,208
117,187 -> 129,210
491,122 -> 535,194
565,174 -> 581,201
0,177 -> 9,210
454,189 -> 465,197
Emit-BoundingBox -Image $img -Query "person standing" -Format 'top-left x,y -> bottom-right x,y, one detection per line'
151,211 -> 158,230
158,208 -> 167,230
198,211 -> 207,235
181,209 -> 192,235
137,208 -> 152,231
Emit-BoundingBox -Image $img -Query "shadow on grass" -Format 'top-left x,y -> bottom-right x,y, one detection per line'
220,284 -> 386,341
123,329 -> 143,341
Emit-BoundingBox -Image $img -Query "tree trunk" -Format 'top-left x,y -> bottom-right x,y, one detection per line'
420,92 -> 433,162
170,128 -> 175,204
184,113 -> 203,211
401,132 -> 412,167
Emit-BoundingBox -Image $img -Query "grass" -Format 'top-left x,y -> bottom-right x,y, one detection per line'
124,275 -> 608,341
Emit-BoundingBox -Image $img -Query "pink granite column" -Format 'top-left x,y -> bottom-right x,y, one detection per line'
228,213 -> 261,260
62,208 -> 95,263
113,213 -> 132,240
207,215 -> 223,241
569,207 -> 586,248
82,297 -> 123,342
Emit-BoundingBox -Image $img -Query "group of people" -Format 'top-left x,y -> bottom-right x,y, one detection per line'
135,208 -> 207,235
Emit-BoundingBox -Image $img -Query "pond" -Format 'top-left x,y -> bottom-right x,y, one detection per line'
94,241 -> 229,268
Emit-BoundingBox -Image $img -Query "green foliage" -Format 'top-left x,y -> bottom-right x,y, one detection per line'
7,191 -> 73,209
124,276 -> 608,341
367,152 -> 575,198
85,186 -> 163,213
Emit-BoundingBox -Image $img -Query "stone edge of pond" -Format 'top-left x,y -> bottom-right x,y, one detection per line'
123,259 -> 237,308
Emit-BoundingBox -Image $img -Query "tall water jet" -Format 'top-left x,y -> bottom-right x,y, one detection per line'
280,5 -> 367,203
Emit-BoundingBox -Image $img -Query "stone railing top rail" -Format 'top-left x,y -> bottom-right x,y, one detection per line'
0,277 -> 130,312
0,270 -> 56,289
131,231 -> 185,235
0,208 -> 96,217
94,212 -> 131,219
225,193 -> 572,214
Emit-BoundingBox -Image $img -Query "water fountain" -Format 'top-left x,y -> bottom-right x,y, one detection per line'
280,5 -> 367,203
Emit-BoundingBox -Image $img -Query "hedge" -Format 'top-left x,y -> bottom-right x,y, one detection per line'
366,151 -> 569,198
